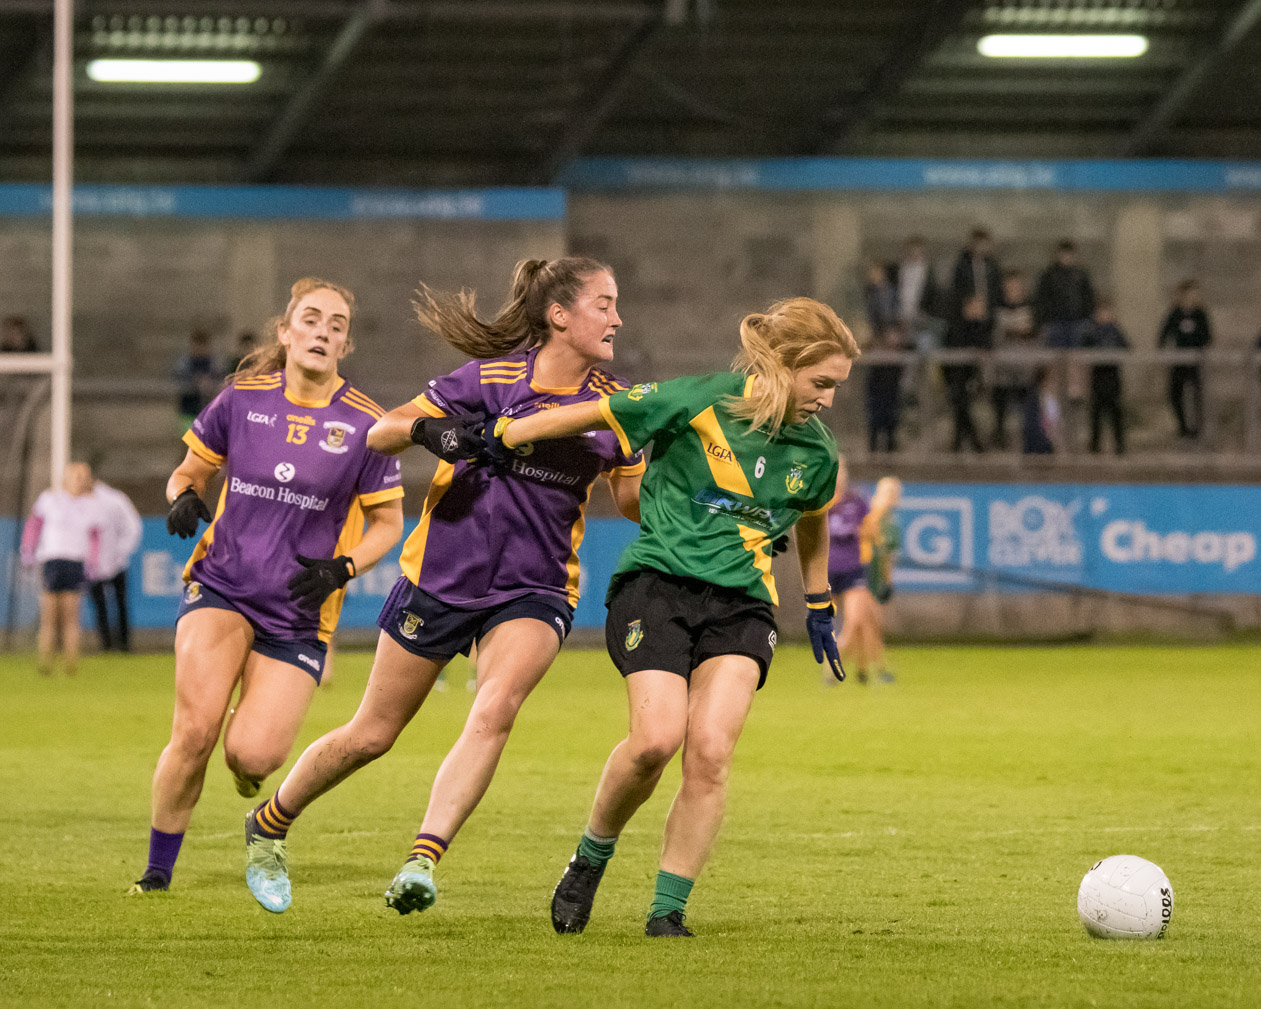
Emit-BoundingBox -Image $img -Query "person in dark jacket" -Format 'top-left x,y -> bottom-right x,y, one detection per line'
1159,280 -> 1212,439
865,322 -> 909,453
1034,240 -> 1096,348
950,227 -> 1002,334
1079,301 -> 1129,455
891,235 -> 941,336
863,261 -> 898,338
943,295 -> 990,453
1,315 -> 38,352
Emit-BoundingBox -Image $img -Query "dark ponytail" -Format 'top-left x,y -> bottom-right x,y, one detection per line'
413,256 -> 612,359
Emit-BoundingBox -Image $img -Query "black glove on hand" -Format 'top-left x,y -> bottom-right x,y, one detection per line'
771,533 -> 791,556
410,414 -> 486,463
805,592 -> 844,682
287,554 -> 355,609
166,487 -> 212,539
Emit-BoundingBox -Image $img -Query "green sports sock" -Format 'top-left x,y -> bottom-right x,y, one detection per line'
648,870 -> 694,920
577,827 -> 618,867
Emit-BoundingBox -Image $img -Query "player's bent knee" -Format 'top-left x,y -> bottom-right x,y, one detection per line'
469,691 -> 523,735
628,735 -> 682,775
349,727 -> 398,763
682,743 -> 734,789
169,723 -> 221,764
224,743 -> 288,781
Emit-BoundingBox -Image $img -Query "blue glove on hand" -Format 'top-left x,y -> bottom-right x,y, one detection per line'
805,592 -> 844,682
482,416 -> 518,470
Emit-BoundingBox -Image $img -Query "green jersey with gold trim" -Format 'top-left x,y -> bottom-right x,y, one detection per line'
598,372 -> 839,606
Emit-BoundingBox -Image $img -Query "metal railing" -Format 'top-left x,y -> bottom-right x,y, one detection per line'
841,347 -> 1261,473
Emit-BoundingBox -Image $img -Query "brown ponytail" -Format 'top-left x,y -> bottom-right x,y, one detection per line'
413,256 -> 612,359
227,277 -> 356,384
727,297 -> 859,438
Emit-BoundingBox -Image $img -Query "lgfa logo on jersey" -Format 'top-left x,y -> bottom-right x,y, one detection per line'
627,382 -> 657,402
786,463 -> 807,495
625,618 -> 643,651
319,421 -> 355,454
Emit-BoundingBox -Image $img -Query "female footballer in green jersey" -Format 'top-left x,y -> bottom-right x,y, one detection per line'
481,296 -> 859,937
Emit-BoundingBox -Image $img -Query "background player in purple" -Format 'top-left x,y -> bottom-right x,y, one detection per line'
828,464 -> 877,684
243,257 -> 644,916
129,278 -> 404,897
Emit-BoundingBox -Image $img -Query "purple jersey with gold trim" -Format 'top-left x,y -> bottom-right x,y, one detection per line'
402,349 -> 645,609
828,489 -> 870,576
182,371 -> 404,640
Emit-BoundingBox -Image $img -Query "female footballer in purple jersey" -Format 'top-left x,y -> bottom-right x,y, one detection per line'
129,279 -> 404,897
827,464 -> 876,683
243,257 -> 644,915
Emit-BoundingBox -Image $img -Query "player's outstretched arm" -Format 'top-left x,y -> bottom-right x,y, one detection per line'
367,402 -> 425,455
499,400 -> 607,449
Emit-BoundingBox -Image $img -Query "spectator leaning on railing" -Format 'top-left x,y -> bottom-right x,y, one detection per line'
1,314 -> 38,352
991,269 -> 1036,450
863,261 -> 898,337
173,328 -> 224,427
943,294 -> 991,453
1159,280 -> 1212,440
950,227 -> 1002,333
1079,301 -> 1129,456
865,322 -> 910,453
1034,240 -> 1096,348
890,234 -> 942,346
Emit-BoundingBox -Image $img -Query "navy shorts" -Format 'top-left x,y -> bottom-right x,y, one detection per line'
829,567 -> 866,595
175,581 -> 327,683
377,576 -> 573,661
42,559 -> 86,593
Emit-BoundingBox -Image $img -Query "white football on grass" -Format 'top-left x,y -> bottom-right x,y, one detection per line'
1077,854 -> 1173,940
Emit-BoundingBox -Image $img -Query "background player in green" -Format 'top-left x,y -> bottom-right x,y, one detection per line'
482,296 -> 859,937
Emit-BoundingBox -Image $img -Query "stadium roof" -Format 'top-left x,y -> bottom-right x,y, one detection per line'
2,0 -> 1260,187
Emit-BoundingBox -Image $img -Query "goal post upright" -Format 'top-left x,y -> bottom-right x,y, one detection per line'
49,0 -> 74,485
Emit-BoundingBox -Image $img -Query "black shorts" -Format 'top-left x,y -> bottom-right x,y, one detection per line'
377,576 -> 573,661
605,570 -> 778,690
175,581 -> 327,683
42,559 -> 85,593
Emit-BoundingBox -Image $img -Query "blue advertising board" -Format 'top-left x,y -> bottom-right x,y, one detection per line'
895,484 -> 1261,595
0,184 -> 566,220
3,484 -> 1258,637
560,157 -> 1261,194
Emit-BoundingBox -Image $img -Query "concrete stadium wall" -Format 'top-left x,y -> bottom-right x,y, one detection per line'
568,190 -> 1261,366
0,216 -> 565,387
4,189 -> 1261,495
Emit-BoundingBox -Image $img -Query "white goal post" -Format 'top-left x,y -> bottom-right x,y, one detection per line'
4,0 -> 74,486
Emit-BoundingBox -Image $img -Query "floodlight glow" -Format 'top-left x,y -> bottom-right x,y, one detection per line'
86,59 -> 262,83
978,34 -> 1148,58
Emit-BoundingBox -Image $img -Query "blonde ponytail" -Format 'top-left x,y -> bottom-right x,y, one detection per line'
227,277 -> 356,384
413,256 -> 612,360
727,297 -> 859,438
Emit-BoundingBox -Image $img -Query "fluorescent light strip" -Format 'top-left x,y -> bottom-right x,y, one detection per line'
978,34 -> 1148,58
86,59 -> 262,83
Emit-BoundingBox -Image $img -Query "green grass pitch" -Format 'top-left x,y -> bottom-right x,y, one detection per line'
2,643 -> 1259,1008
